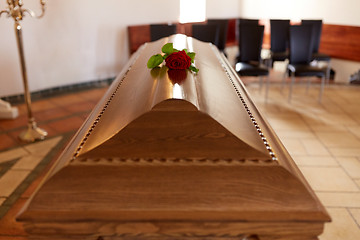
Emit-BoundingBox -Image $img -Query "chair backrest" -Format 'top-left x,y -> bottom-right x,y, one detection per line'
270,19 -> 290,53
301,19 -> 323,53
237,18 -> 259,51
238,24 -> 264,63
238,18 -> 259,26
150,24 -> 177,41
192,24 -> 219,46
289,25 -> 314,64
207,19 -> 229,51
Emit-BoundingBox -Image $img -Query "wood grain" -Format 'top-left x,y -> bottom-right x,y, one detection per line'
24,221 -> 324,240
80,108 -> 270,160
320,24 -> 360,61
127,25 -> 150,54
18,36 -> 330,240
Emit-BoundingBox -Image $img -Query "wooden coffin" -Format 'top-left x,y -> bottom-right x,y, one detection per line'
17,34 -> 330,240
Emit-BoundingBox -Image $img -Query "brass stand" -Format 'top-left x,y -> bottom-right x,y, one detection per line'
1,1 -> 47,142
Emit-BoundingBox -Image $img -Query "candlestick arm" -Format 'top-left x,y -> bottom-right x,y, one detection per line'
0,9 -> 10,17
22,0 -> 45,19
0,0 -> 46,19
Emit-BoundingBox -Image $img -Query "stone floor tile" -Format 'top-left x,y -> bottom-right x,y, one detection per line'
267,116 -> 310,131
319,208 -> 360,240
47,116 -> 84,133
329,148 -> 360,157
23,136 -> 62,157
347,126 -> 360,140
31,99 -> 59,112
0,170 -> 30,197
0,134 -> 18,151
299,166 -> 359,192
33,107 -> 71,122
62,101 -> 96,114
316,132 -> 360,148
316,193 -> 360,208
275,130 -> 316,139
355,179 -> 360,188
300,138 -> 331,156
337,157 -> 360,178
292,156 -> 338,167
11,155 -> 43,171
349,208 -> 360,227
280,138 -> 308,156
48,94 -> 85,107
0,148 -> 28,164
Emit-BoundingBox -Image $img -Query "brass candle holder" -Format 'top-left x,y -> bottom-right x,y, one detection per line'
1,0 -> 47,142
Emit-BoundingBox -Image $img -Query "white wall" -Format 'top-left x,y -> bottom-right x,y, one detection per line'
239,0 -> 360,26
239,0 -> 360,83
0,0 -> 181,97
206,0 -> 239,19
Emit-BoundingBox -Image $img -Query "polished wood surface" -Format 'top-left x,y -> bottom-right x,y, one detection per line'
128,25 -> 151,54
320,23 -> 360,62
18,35 -> 330,240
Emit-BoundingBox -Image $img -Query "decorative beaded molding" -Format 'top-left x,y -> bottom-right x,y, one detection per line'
212,47 -> 277,161
71,49 -> 143,161
72,157 -> 278,166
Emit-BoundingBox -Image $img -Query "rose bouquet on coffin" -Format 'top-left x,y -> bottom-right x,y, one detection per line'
147,43 -> 199,73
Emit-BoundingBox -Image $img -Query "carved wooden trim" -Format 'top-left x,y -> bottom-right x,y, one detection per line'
213,46 -> 277,161
25,221 -> 324,240
71,52 -> 142,161
72,157 -> 277,165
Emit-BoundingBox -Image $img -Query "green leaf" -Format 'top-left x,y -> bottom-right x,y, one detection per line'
187,52 -> 195,63
147,54 -> 164,68
189,65 -> 199,73
161,43 -> 174,54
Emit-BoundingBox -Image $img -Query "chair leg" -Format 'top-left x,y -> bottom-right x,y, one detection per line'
259,76 -> 263,92
326,61 -> 331,84
288,72 -> 295,103
281,68 -> 288,93
265,74 -> 270,102
306,77 -> 311,94
319,75 -> 325,103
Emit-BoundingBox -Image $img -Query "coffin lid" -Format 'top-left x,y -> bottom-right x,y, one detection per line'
17,35 -> 330,225
49,34 -> 273,175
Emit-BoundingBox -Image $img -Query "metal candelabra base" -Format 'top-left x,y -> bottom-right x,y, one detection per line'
19,119 -> 47,142
1,0 -> 47,142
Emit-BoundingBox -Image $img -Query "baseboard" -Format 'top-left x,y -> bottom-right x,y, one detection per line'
1,77 -> 115,105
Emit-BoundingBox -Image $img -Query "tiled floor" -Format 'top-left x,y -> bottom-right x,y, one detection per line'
0,73 -> 360,239
246,73 -> 360,239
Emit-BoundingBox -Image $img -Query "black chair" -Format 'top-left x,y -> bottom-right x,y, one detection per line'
191,24 -> 219,46
236,18 -> 259,63
270,19 -> 290,67
235,24 -> 269,96
150,24 -> 177,41
207,19 -> 229,53
301,19 -> 331,81
238,18 -> 259,26
285,25 -> 326,102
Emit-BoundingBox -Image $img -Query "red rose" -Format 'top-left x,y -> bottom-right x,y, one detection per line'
167,69 -> 187,84
165,50 -> 191,70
